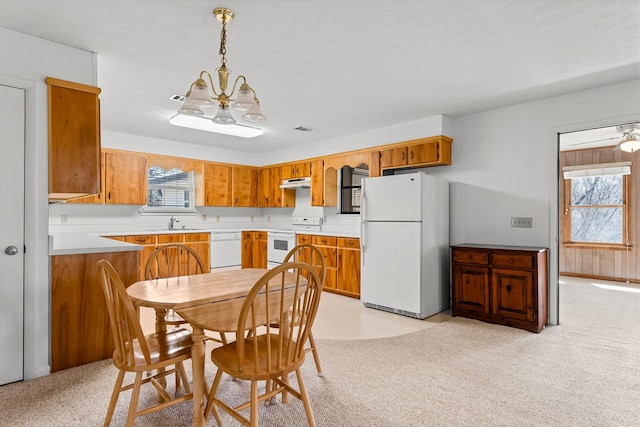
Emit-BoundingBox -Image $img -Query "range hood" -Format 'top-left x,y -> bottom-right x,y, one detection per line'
279,177 -> 311,189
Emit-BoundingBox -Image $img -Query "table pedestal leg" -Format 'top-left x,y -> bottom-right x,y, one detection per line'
191,326 -> 206,427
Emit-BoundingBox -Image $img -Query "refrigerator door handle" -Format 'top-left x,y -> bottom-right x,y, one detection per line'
360,221 -> 365,266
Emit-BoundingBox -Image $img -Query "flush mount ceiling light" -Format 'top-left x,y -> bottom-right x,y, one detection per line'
614,124 -> 640,153
173,7 -> 265,135
169,114 -> 263,138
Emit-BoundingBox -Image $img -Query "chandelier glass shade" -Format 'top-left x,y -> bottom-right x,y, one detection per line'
176,7 -> 265,129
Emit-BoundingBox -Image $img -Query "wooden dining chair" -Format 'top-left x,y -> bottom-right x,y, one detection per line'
145,244 -> 227,344
277,243 -> 326,375
176,261 -> 323,427
96,259 -> 193,427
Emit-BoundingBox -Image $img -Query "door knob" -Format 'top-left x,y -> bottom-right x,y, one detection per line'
5,246 -> 19,255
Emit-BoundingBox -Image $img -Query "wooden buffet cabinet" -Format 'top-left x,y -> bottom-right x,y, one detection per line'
451,244 -> 548,333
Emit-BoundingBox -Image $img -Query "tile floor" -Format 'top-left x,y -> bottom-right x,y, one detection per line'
140,290 -> 451,339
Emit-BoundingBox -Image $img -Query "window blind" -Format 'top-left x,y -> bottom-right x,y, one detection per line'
563,161 -> 631,179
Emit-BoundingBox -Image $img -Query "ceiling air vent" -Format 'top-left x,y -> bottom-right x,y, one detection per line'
169,93 -> 186,102
294,126 -> 314,132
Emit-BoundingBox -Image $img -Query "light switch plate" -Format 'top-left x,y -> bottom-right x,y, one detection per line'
511,217 -> 533,228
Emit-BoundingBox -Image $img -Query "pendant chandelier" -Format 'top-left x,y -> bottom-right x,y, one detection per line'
176,7 -> 265,127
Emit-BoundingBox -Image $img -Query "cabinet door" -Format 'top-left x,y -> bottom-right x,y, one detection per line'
104,152 -> 147,205
233,167 -> 258,207
46,78 -> 101,200
310,160 -> 324,207
491,268 -> 534,322
269,167 -> 283,207
408,142 -> 438,165
257,168 -> 271,207
241,232 -> 254,268
380,147 -> 407,169
204,163 -> 232,206
453,264 -> 490,314
184,241 -> 210,274
253,235 -> 267,269
338,245 -> 361,297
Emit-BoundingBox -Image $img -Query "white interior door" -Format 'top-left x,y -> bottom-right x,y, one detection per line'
0,84 -> 25,385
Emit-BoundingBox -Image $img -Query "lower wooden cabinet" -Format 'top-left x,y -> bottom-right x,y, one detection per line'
298,234 -> 361,298
451,244 -> 548,333
50,250 -> 139,372
107,232 -> 210,281
241,231 -> 267,268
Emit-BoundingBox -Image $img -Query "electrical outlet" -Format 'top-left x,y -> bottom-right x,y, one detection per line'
511,217 -> 532,228
216,215 -> 220,222
267,215 -> 271,222
60,214 -> 68,224
202,214 -> 207,221
250,215 -> 254,222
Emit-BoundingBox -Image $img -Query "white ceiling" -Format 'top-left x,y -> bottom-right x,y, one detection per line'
1,0 -> 638,154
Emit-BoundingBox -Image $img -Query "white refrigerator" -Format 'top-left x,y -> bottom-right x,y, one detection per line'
360,172 -> 449,319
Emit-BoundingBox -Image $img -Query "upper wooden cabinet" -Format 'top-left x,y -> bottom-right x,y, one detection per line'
104,152 -> 147,205
258,167 -> 295,208
378,136 -> 452,171
232,166 -> 258,207
46,77 -> 101,201
310,160 -> 324,206
204,163 -> 233,206
281,161 -> 311,180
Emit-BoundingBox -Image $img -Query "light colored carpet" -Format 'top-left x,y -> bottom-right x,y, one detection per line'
1,279 -> 639,426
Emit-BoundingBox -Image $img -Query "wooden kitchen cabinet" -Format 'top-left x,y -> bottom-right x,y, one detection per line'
312,235 -> 338,292
241,231 -> 267,268
451,244 -> 548,333
204,163 -> 232,206
379,137 -> 452,171
258,167 -> 295,208
337,238 -> 361,298
104,152 -> 147,205
46,77 -> 102,201
51,250 -> 139,371
114,232 -> 210,280
232,166 -> 258,207
310,160 -> 324,207
281,161 -> 311,180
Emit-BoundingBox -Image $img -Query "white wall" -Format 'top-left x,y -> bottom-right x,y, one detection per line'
0,27 -> 96,379
423,79 -> 640,324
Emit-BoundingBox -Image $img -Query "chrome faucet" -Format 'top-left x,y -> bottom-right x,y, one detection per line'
169,215 -> 179,230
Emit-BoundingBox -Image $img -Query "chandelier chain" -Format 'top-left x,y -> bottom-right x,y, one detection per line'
219,14 -> 227,66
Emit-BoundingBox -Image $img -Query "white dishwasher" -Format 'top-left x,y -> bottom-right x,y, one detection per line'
210,232 -> 242,269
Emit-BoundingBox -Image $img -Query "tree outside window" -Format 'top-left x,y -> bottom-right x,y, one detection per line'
563,163 -> 631,247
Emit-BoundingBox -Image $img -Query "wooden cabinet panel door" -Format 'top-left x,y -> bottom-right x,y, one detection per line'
380,147 -> 407,169
104,152 -> 147,205
453,265 -> 490,314
338,247 -> 361,297
204,163 -> 232,206
257,168 -> 271,207
242,232 -> 254,268
269,167 -> 283,207
408,142 -> 438,165
184,241 -> 211,274
233,167 -> 258,207
253,236 -> 268,269
491,268 -> 534,322
310,160 -> 324,206
46,78 -> 101,200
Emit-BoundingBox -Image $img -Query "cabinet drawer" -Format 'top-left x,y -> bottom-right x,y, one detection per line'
185,232 -> 210,242
452,250 -> 489,265
242,231 -> 254,239
338,237 -> 360,249
297,234 -> 312,244
492,253 -> 534,269
125,235 -> 156,245
254,231 -> 268,240
158,234 -> 184,244
313,236 -> 337,246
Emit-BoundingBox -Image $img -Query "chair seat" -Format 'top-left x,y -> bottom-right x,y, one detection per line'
114,328 -> 193,372
210,334 -> 303,381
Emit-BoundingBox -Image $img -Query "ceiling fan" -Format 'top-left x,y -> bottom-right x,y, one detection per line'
564,122 -> 639,151
613,123 -> 640,152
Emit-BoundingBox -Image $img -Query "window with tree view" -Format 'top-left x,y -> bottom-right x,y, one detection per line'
564,163 -> 630,245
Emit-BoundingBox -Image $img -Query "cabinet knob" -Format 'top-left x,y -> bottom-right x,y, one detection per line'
410,150 -> 414,159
